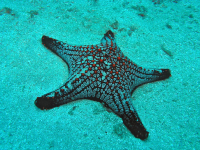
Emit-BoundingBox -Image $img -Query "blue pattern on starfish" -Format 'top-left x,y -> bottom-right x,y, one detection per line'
35,30 -> 171,140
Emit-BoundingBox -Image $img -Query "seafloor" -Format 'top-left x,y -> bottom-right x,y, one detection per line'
0,0 -> 199,149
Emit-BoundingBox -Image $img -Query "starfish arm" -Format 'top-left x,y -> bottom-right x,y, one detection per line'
132,68 -> 171,88
104,95 -> 149,140
35,83 -> 74,110
42,35 -> 81,73
121,98 -> 149,140
35,71 -> 93,110
101,30 -> 117,47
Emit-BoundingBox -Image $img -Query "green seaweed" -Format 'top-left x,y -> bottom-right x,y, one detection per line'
113,124 -> 125,138
131,5 -> 147,13
189,14 -> 193,18
110,21 -> 119,29
129,25 -> 137,31
68,106 -> 77,115
4,7 -> 12,14
29,10 -> 38,18
166,23 -> 172,29
0,7 -> 15,16
161,44 -> 173,58
118,28 -> 126,32
131,5 -> 147,18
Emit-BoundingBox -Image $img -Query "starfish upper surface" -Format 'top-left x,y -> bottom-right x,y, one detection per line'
35,30 -> 171,140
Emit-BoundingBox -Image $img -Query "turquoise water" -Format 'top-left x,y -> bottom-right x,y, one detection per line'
0,0 -> 199,149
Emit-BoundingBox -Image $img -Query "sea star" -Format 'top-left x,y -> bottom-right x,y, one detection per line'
35,30 -> 171,140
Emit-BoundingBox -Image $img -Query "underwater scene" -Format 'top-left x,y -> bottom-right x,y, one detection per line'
0,0 -> 199,149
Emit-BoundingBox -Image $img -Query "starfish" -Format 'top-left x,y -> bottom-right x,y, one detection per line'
35,30 -> 171,140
